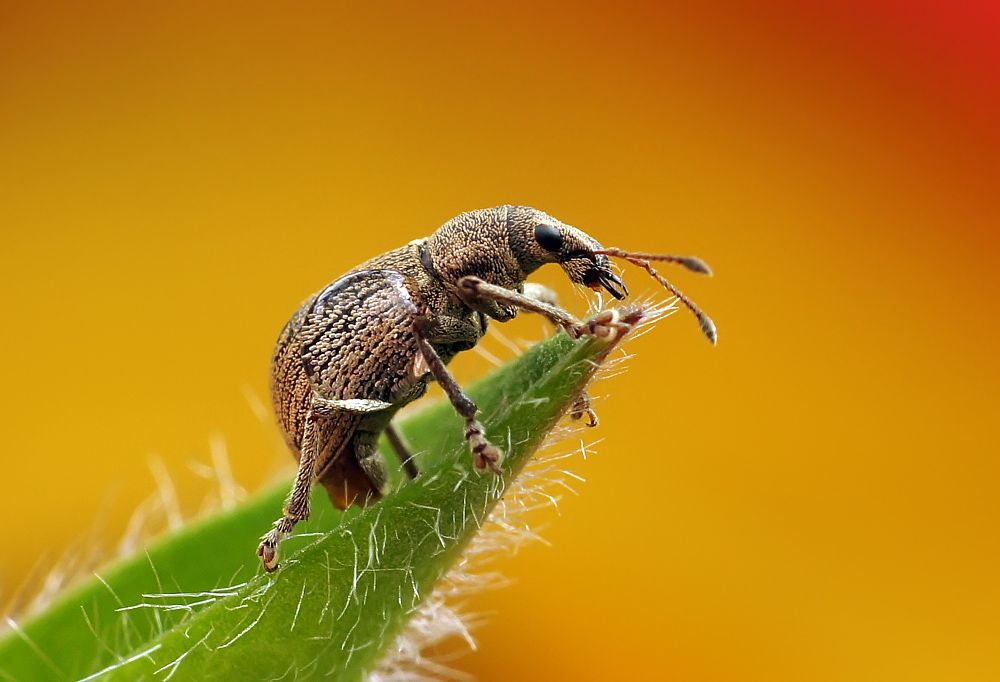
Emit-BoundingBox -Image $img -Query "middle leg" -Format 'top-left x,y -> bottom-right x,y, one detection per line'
412,319 -> 503,475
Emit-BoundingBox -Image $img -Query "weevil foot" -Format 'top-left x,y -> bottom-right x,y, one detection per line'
575,309 -> 633,342
570,390 -> 599,427
466,419 -> 504,475
257,541 -> 279,573
474,446 -> 503,475
257,516 -> 296,572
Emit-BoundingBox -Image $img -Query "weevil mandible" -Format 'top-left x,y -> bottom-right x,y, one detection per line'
257,205 -> 716,571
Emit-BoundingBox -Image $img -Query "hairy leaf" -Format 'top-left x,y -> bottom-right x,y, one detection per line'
0,309 -> 643,682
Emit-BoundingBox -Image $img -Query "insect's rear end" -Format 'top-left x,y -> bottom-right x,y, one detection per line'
270,270 -> 432,511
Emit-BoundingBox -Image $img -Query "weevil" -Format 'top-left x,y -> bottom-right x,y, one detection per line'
257,205 -> 716,571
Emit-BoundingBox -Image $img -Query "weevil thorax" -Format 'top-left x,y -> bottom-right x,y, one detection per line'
423,206 -> 624,308
424,206 -> 534,293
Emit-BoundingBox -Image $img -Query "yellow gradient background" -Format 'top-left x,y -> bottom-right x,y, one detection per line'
2,2 -> 998,680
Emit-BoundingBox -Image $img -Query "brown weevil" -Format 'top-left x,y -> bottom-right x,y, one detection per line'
258,205 -> 715,571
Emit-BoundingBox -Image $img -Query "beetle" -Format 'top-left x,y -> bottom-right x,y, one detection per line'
257,205 -> 715,571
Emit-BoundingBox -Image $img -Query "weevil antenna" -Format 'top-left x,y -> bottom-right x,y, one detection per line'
596,247 -> 713,276
595,248 -> 717,345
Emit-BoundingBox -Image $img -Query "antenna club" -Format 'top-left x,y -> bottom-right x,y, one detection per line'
679,257 -> 713,276
700,315 -> 718,345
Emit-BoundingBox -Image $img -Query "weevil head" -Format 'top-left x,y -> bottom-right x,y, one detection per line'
424,206 -> 627,301
423,206 -> 717,344
505,207 -> 628,300
421,206 -> 627,322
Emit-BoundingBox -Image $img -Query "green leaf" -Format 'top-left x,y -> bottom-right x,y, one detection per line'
0,310 -> 641,682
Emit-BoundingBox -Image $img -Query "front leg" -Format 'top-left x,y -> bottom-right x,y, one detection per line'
458,276 -> 582,336
522,282 -> 560,308
458,276 -> 633,341
522,283 -> 598,427
460,277 -> 634,429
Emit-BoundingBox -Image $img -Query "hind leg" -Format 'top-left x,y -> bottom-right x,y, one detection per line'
258,405 -> 322,572
350,429 -> 390,502
258,395 -> 391,572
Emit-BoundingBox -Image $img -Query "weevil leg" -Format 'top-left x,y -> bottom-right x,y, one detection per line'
412,320 -> 503,475
350,429 -> 391,496
464,276 -> 634,341
258,394 -> 397,571
457,276 -> 584,337
569,390 -> 600,427
258,401 -> 324,572
385,422 -> 419,479
501,280 -> 633,340
460,278 -> 639,428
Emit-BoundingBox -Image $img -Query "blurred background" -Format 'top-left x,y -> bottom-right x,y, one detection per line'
2,1 -> 998,680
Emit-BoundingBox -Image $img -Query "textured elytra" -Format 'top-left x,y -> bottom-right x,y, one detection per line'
271,270 -> 431,508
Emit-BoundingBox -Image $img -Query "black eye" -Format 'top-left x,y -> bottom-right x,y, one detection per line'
534,223 -> 564,252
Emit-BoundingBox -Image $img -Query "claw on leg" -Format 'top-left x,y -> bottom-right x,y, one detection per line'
575,309 -> 632,342
257,516 -> 297,572
466,418 -> 503,475
570,390 -> 599,427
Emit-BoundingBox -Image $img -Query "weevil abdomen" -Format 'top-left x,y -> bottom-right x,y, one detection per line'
270,269 -> 432,509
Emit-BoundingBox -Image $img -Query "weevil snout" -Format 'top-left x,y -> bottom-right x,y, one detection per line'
559,250 -> 629,300
540,225 -> 628,301
582,260 -> 629,300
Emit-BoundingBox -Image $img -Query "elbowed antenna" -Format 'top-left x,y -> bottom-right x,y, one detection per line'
594,247 -> 718,345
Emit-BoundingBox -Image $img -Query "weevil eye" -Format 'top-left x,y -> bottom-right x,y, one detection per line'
534,223 -> 564,252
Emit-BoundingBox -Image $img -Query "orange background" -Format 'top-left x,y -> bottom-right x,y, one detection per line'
2,1 -> 998,680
